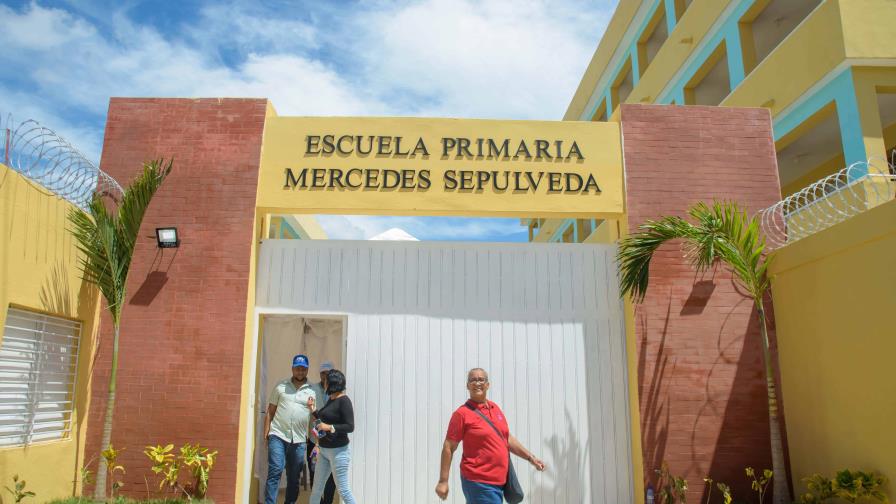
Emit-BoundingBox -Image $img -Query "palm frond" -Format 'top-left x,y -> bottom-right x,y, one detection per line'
616,216 -> 694,302
117,159 -> 172,258
69,198 -> 121,320
618,200 -> 774,304
67,159 -> 172,324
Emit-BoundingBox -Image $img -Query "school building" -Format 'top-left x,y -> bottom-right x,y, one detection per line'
1,1 -> 894,503
530,0 -> 896,243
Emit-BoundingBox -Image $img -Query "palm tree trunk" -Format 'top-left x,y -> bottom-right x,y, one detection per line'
93,322 -> 120,500
756,303 -> 790,504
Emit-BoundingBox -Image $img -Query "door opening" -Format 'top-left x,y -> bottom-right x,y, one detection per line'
252,314 -> 346,504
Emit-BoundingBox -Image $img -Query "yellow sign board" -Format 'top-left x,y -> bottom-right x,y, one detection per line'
257,115 -> 624,217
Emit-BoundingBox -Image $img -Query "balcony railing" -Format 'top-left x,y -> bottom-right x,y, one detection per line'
2,111 -> 121,209
759,159 -> 896,249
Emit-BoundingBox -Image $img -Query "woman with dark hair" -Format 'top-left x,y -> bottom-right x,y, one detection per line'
308,369 -> 356,504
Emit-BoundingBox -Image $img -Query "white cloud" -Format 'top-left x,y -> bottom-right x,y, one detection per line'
0,2 -> 95,50
315,215 -> 528,241
0,0 -> 614,240
0,3 -> 384,123
0,0 -> 612,128
210,54 -> 388,116
192,3 -> 320,55
356,0 -> 610,119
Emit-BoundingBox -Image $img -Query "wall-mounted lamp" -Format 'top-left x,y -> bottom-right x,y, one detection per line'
156,227 -> 180,248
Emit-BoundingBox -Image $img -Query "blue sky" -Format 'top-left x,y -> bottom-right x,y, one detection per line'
0,0 -> 615,241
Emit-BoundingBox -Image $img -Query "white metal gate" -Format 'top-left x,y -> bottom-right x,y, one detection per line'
252,240 -> 634,504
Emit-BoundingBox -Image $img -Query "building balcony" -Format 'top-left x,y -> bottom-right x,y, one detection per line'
723,0 -> 896,196
723,0 -> 896,121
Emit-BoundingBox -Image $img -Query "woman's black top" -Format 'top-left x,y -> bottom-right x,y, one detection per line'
312,395 -> 354,448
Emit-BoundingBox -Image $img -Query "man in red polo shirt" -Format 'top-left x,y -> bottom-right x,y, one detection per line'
435,368 -> 545,503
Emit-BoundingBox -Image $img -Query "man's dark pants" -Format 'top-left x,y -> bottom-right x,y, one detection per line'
266,435 -> 306,504
307,440 -> 337,504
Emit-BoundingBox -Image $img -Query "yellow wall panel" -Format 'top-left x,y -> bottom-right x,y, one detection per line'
770,198 -> 896,500
839,0 -> 896,60
0,164 -> 99,500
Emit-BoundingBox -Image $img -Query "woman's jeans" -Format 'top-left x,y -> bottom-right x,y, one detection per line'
307,441 -> 337,504
461,476 -> 504,504
265,435 -> 306,504
310,445 -> 356,504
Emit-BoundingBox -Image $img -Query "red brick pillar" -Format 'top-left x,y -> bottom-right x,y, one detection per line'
620,104 -> 785,501
85,98 -> 267,503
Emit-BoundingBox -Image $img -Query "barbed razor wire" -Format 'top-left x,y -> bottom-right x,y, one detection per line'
1,111 -> 122,209
758,157 -> 896,249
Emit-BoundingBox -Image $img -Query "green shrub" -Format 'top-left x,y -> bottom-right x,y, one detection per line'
143,442 -> 217,499
745,467 -> 773,504
100,445 -> 126,497
703,477 -> 732,504
801,469 -> 888,503
655,461 -> 688,504
5,474 -> 35,503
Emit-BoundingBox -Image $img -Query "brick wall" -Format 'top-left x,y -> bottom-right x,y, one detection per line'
86,98 -> 267,503
620,104 -> 785,501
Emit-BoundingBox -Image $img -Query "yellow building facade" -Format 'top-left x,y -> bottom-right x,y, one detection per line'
532,0 -> 896,243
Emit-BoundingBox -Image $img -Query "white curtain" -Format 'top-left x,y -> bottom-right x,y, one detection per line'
254,316 -> 344,502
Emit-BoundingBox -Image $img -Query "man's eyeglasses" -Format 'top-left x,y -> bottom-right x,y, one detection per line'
468,377 -> 488,384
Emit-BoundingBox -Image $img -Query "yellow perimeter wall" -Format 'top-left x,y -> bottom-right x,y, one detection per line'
770,198 -> 896,498
0,164 -> 99,500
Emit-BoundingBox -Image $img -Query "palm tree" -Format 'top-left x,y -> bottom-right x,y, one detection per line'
69,159 -> 172,499
616,201 -> 790,504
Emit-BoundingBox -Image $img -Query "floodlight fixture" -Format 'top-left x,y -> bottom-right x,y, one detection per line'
156,227 -> 180,248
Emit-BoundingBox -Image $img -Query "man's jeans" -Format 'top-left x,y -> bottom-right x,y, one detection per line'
265,435 -> 306,504
461,476 -> 504,504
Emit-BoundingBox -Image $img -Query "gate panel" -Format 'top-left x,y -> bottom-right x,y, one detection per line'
255,240 -> 632,503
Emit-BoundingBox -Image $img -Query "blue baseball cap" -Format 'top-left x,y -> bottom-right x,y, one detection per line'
292,354 -> 309,368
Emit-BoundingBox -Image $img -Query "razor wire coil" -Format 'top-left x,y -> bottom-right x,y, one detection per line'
758,158 -> 896,249
1,111 -> 122,209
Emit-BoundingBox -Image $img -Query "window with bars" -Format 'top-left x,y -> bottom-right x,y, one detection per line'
0,307 -> 81,446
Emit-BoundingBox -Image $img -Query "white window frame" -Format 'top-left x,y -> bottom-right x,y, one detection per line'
0,306 -> 82,446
